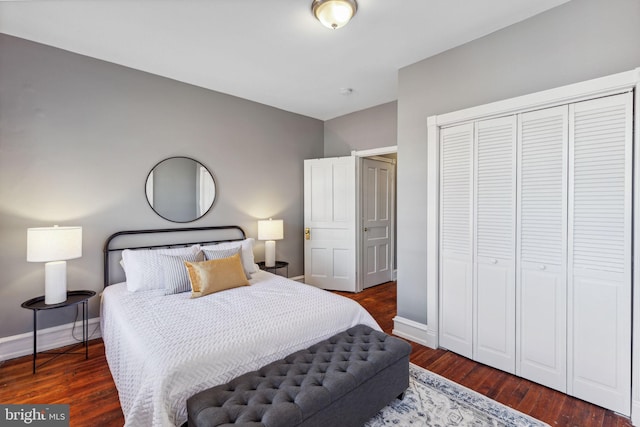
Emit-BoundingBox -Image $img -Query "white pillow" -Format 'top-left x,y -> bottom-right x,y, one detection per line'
161,252 -> 205,295
201,238 -> 258,277
122,245 -> 201,292
201,246 -> 240,259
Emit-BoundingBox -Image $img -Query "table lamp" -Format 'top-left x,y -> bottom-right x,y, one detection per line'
258,219 -> 283,268
27,225 -> 82,304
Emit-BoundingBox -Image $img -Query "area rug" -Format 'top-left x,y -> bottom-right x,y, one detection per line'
365,363 -> 549,427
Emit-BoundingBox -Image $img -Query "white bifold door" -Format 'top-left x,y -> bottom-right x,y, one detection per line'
567,94 -> 632,414
473,116 -> 517,374
439,123 -> 474,359
439,92 -> 632,416
439,115 -> 517,375
517,105 -> 569,393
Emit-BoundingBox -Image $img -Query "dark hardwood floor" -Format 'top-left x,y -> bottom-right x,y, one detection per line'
0,281 -> 632,426
339,282 -> 632,427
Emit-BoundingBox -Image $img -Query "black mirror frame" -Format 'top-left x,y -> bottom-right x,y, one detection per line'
145,156 -> 216,223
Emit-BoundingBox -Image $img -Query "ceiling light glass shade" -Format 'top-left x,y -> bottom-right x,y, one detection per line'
312,0 -> 357,30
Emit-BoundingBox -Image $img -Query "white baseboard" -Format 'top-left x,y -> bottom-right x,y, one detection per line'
0,318 -> 101,362
392,316 -> 435,348
290,275 -> 305,283
632,400 -> 640,426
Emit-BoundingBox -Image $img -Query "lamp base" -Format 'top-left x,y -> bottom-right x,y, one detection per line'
45,261 -> 67,304
265,241 -> 276,268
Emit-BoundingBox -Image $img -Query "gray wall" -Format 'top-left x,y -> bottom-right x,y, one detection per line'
0,34 -> 323,338
396,0 -> 640,324
324,101 -> 397,157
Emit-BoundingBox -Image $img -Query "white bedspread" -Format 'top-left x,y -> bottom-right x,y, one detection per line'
100,270 -> 380,427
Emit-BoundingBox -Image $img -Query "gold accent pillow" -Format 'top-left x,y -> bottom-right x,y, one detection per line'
184,253 -> 249,298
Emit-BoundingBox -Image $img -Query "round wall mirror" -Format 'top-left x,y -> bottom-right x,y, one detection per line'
145,156 -> 216,223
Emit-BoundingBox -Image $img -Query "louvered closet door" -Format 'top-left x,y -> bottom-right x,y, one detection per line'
473,116 -> 516,373
516,106 -> 568,392
568,92 -> 632,416
439,123 -> 474,358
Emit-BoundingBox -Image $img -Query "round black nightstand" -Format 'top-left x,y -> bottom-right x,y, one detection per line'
257,261 -> 289,277
21,290 -> 96,374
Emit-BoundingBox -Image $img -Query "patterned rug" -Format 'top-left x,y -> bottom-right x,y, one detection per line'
366,363 -> 549,427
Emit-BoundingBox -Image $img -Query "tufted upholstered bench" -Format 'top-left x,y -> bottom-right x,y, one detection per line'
186,324 -> 412,427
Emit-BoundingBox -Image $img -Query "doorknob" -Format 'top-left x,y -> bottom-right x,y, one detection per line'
364,227 -> 368,232
304,228 -> 310,240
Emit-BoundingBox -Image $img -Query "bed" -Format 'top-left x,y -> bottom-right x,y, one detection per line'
100,226 -> 380,427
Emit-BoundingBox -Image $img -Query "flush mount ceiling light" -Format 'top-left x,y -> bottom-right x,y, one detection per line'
312,0 -> 358,30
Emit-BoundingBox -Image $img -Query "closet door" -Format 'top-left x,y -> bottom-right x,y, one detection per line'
439,123 -> 474,358
473,116 -> 516,373
568,92 -> 632,416
516,106 -> 568,392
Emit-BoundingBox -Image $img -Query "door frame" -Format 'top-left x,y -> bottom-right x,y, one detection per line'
352,146 -> 397,292
424,69 -> 640,419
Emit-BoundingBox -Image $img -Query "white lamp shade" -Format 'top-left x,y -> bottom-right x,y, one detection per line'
27,226 -> 82,262
258,219 -> 283,241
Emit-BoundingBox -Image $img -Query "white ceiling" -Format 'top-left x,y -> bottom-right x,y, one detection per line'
0,0 -> 569,120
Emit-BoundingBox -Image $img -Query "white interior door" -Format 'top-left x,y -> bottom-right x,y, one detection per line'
517,105 -> 568,392
304,156 -> 357,292
567,92 -> 632,416
473,116 -> 517,374
439,123 -> 474,359
362,157 -> 394,289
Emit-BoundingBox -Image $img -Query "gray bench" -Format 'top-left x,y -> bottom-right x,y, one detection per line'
187,324 -> 412,427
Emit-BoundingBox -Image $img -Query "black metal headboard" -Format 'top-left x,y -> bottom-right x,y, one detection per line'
103,226 -> 246,287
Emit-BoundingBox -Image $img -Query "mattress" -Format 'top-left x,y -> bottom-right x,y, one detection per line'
100,270 -> 380,427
